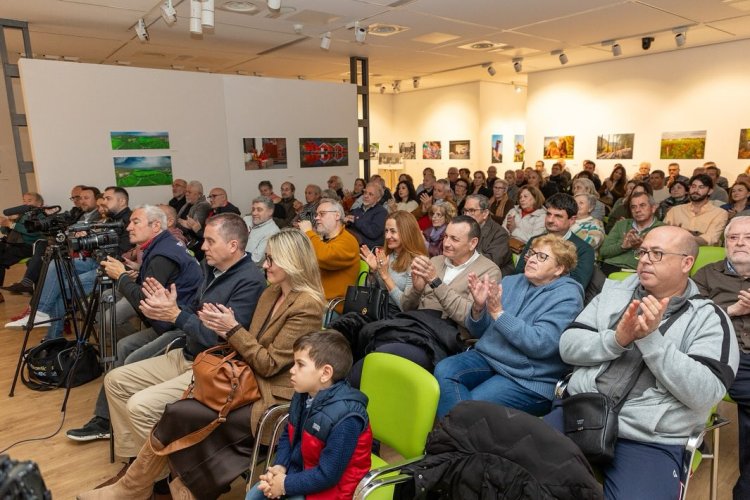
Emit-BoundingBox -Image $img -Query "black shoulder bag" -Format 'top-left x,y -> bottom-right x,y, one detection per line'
343,271 -> 389,322
561,299 -> 692,465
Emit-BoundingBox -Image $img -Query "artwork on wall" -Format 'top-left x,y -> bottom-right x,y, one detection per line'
543,135 -> 575,159
596,133 -> 635,160
242,138 -> 260,170
370,143 -> 379,159
514,135 -> 525,163
660,130 -> 706,160
113,156 -> 173,187
422,141 -> 441,160
379,153 -> 402,165
260,138 -> 288,168
299,138 -> 349,168
491,135 -> 503,163
110,131 -> 170,150
399,142 -> 416,160
739,129 -> 750,159
449,140 -> 470,160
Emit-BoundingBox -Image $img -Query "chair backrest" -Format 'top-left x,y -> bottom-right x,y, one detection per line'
360,353 -> 439,459
358,260 -> 370,285
608,271 -> 634,281
690,246 -> 725,276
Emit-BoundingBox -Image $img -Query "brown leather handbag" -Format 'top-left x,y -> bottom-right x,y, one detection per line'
152,344 -> 261,455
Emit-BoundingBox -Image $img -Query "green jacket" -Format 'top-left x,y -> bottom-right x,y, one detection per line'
600,218 -> 664,270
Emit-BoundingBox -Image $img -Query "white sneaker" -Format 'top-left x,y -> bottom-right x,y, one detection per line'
5,310 -> 51,329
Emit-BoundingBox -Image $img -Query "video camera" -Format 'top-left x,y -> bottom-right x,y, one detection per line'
1,204 -> 75,235
67,221 -> 124,260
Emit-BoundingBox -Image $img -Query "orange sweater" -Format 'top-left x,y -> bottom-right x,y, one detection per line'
306,228 -> 360,302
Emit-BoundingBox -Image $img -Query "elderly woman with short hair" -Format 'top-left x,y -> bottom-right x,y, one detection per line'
434,234 -> 584,418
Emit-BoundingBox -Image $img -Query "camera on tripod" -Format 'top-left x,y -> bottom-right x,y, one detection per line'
21,206 -> 76,235
67,221 -> 124,260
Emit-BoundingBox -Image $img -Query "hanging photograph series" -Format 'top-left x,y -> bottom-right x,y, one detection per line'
110,131 -> 173,187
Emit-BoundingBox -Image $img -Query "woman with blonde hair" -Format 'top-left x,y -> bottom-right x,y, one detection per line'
488,178 -> 513,224
79,228 -> 325,500
423,203 -> 457,257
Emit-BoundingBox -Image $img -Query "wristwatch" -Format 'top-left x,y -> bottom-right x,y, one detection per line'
430,277 -> 443,289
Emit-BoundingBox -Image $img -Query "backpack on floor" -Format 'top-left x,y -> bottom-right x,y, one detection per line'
22,338 -> 102,391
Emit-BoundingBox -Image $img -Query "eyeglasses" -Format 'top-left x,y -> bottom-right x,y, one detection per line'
315,210 -> 338,218
526,249 -> 550,262
463,208 -> 485,215
207,193 -> 224,200
264,254 -> 274,267
634,248 -> 688,262
69,196 -> 81,201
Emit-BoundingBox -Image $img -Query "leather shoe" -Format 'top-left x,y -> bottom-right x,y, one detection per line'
1,282 -> 33,295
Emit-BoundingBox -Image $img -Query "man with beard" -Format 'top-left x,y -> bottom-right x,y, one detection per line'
664,173 -> 728,246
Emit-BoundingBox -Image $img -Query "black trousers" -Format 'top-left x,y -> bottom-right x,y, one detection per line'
730,351 -> 750,500
0,241 -> 33,285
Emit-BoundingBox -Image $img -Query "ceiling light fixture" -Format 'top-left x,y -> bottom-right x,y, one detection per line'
190,0 -> 202,35
135,18 -> 149,42
267,0 -> 281,13
379,85 -> 386,94
482,62 -> 496,76
673,28 -> 687,47
512,57 -> 522,73
202,0 -> 215,28
354,21 -> 367,43
393,80 -> 401,92
513,83 -> 523,93
612,43 -> 622,57
161,0 -> 177,24
412,77 -> 420,88
320,32 -> 331,50
552,50 -> 568,65
642,36 -> 654,50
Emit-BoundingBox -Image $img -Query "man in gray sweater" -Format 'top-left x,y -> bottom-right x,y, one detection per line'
559,225 -> 738,499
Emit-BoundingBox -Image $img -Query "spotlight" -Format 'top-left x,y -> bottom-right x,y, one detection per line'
513,83 -> 523,93
379,85 -> 386,94
354,21 -> 367,43
675,31 -> 686,47
612,43 -> 622,57
320,32 -> 331,50
642,36 -> 654,50
512,57 -> 522,73
190,0 -> 202,35
412,77 -> 420,88
202,0 -> 215,28
559,52 -> 568,65
486,65 -> 496,76
135,18 -> 149,42
267,0 -> 281,13
161,0 -> 176,24
392,80 -> 401,93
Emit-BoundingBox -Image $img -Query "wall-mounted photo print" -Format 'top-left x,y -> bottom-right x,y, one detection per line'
370,143 -> 379,159
399,142 -> 416,160
260,138 -> 288,168
491,135 -> 503,163
449,140 -> 470,160
543,135 -> 575,159
110,131 -> 170,150
738,129 -> 750,160
514,135 -> 525,163
113,156 -> 173,187
422,141 -> 441,160
299,138 -> 349,168
660,130 -> 706,160
596,133 -> 634,160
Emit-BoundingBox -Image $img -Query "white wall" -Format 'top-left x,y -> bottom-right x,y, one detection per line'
526,38 -> 750,181
19,59 -> 358,210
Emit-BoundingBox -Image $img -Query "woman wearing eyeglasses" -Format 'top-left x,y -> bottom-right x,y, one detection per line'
434,234 -> 584,418
423,203 -> 457,257
80,229 -> 326,499
488,178 -> 513,224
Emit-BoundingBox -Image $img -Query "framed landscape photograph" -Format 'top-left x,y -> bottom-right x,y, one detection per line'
399,142 -> 416,160
491,134 -> 503,163
739,129 -> 750,159
660,130 -> 706,159
110,131 -> 170,150
113,156 -> 173,187
596,133 -> 634,159
514,135 -> 525,163
422,141 -> 441,160
543,135 -> 575,159
299,138 -> 349,168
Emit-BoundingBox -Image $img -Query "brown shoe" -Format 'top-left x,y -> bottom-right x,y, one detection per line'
94,460 -> 131,489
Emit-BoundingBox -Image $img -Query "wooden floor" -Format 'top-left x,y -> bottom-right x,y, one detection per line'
0,262 -> 742,499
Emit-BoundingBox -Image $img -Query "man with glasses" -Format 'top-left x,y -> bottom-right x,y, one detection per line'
298,199 -> 359,306
463,194 -> 512,275
556,225 -> 738,498
447,167 -> 460,191
693,216 -> 750,499
205,187 -> 240,218
664,173 -> 728,246
346,182 -> 387,250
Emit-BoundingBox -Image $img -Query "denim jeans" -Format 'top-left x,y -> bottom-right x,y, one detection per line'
245,481 -> 304,500
38,257 -> 98,339
434,349 -> 551,419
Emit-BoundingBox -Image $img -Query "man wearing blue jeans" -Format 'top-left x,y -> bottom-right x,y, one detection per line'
557,226 -> 738,499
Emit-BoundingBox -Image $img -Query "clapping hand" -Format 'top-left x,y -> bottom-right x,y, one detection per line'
468,273 -> 489,315
139,277 -> 180,323
728,289 -> 750,317
615,296 -> 668,347
197,303 -> 239,338
486,280 -> 503,320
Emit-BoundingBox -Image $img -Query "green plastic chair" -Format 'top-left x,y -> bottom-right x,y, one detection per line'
354,353 -> 440,499
359,260 -> 370,285
680,405 -> 730,500
608,271 -> 634,281
690,246 -> 725,276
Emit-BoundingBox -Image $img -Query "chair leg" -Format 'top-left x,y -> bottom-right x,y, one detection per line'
710,427 -> 720,500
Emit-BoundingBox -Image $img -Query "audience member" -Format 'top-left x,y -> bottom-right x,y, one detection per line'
342,178 -> 365,212
572,193 -> 605,250
657,179 -> 690,220
294,184 -> 322,225
504,170 -> 519,202
667,162 -> 689,186
515,193 -> 594,289
65,204 -> 203,443
258,180 -> 281,204
649,170 -> 669,203
423,203 -> 455,258
635,161 -> 652,181
298,199 -> 359,307
705,161 -> 730,191
327,175 -> 345,199
705,164 -> 729,203
453,178 -> 469,215
434,234 -> 583,418
606,180 -> 653,233
555,225 -> 737,498
459,168 -> 472,184
244,196 -> 280,265
581,160 -> 602,191
503,185 -> 546,248
486,165 -> 498,188
416,167 -> 435,195
393,180 -> 418,213
722,181 -> 750,219
693,216 -> 750,499
0,192 -> 43,296
664,174 -> 728,246
168,179 -> 187,214
69,184 -> 85,221
470,171 -> 492,197
177,180 -> 210,236
346,182 -> 388,250
463,194 -> 512,276
488,178 -> 513,224
446,167 -> 459,191
571,178 -> 606,221
526,169 -> 558,200
548,162 -> 568,193
598,164 -> 627,206
274,181 -> 297,228
600,192 -> 663,275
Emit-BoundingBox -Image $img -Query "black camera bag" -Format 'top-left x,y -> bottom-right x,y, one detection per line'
21,338 -> 102,391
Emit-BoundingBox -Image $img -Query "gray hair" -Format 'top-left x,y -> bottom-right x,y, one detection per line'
367,181 -> 384,199
252,196 -> 274,210
572,177 -> 596,195
725,215 -> 750,241
629,191 -> 658,207
138,204 -> 168,229
188,180 -> 204,194
575,193 -> 597,212
321,189 -> 341,201
317,198 -> 345,220
466,194 -> 489,210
